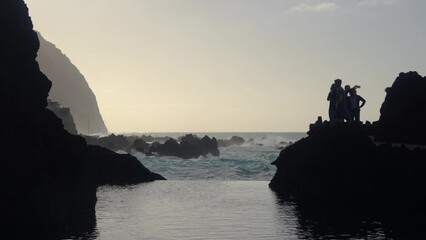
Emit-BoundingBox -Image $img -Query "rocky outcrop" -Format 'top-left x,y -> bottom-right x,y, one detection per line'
84,134 -> 131,152
147,134 -> 220,159
0,1 -> 163,237
375,71 -> 426,145
217,136 -> 245,147
270,72 -> 426,211
36,32 -> 108,135
85,133 -> 221,159
130,139 -> 150,153
82,145 -> 166,184
47,100 -> 78,135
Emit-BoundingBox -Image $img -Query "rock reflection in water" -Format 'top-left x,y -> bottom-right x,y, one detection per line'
272,192 -> 426,239
57,213 -> 98,240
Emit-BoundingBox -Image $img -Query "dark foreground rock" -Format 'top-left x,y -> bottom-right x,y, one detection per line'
0,1 -> 164,238
270,72 -> 426,213
82,145 -> 166,184
375,71 -> 426,145
270,124 -> 426,206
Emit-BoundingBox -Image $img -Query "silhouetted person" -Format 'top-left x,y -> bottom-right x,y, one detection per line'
344,85 -> 351,111
327,83 -> 337,122
334,79 -> 350,122
345,84 -> 360,122
349,89 -> 366,124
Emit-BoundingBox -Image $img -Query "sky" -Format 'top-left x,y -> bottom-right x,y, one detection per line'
25,0 -> 426,133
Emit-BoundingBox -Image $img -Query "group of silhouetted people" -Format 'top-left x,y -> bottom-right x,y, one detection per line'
327,79 -> 366,124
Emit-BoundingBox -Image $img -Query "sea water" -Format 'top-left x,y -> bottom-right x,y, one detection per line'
70,133 -> 401,239
135,132 -> 305,180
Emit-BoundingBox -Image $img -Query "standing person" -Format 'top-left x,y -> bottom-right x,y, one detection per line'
333,79 -> 348,122
349,89 -> 366,124
345,85 -> 360,120
327,83 -> 336,122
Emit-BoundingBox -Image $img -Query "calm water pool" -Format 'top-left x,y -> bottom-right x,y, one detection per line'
85,181 -> 394,240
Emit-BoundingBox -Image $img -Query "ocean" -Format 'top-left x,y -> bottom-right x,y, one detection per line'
67,133 -> 408,239
134,132 -> 306,180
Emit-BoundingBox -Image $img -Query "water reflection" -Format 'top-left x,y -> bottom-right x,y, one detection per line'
272,191 -> 426,239
272,192 -> 389,239
61,181 -> 425,239
58,212 -> 98,240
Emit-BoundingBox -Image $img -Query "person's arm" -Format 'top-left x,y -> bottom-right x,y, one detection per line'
359,96 -> 366,108
348,85 -> 360,93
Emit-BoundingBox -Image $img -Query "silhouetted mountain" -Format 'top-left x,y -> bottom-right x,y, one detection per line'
0,1 -> 163,238
36,32 -> 108,135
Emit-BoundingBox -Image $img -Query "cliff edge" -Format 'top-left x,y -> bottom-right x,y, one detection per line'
37,32 -> 108,135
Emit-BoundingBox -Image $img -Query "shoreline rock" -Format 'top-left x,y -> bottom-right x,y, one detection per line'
269,72 -> 426,212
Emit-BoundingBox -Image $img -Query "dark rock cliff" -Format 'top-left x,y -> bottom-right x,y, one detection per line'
375,71 -> 426,145
37,32 -> 108,135
0,0 -> 163,237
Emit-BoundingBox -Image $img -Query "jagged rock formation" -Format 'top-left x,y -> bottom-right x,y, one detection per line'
47,100 -> 78,135
36,32 -> 108,134
270,72 -> 426,212
0,1 -> 163,237
149,134 -> 220,159
85,133 -> 221,159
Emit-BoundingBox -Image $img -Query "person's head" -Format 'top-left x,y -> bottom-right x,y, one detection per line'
330,83 -> 335,91
350,89 -> 357,96
345,85 -> 351,91
334,79 -> 342,86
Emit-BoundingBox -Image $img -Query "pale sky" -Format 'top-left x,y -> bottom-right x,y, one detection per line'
25,0 -> 426,132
